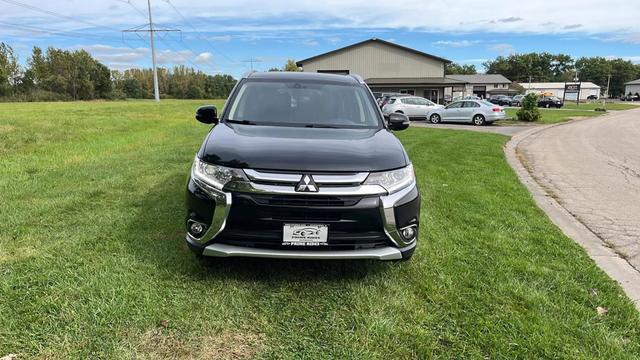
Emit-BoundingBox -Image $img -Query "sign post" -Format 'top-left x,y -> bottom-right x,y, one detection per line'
564,82 -> 581,105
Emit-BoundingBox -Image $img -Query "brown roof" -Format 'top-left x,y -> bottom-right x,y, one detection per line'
296,38 -> 451,66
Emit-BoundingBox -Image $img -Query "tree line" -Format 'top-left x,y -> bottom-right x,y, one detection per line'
0,42 -> 236,101
3,41 -> 640,101
447,53 -> 640,97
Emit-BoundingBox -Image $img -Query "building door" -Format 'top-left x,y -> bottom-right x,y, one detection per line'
424,89 -> 439,103
472,86 -> 486,99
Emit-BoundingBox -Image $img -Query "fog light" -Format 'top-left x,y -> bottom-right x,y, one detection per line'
401,226 -> 416,240
189,221 -> 206,237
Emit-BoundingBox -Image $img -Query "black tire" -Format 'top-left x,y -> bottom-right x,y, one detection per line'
472,114 -> 486,126
429,114 -> 441,124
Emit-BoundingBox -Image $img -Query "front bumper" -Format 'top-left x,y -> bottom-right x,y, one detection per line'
185,173 -> 420,260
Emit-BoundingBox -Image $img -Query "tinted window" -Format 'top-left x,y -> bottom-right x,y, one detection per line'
463,101 -> 480,108
446,102 -> 463,109
401,98 -> 414,104
226,80 -> 380,128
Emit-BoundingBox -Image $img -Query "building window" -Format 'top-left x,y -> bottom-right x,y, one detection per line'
399,89 -> 415,95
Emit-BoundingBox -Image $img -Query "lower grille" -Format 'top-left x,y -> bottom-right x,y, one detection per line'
250,194 -> 362,207
218,193 -> 390,250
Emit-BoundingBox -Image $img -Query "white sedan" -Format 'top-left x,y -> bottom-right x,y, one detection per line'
382,96 -> 444,120
426,100 -> 506,126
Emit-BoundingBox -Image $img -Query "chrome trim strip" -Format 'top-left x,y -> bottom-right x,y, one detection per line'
243,169 -> 301,183
312,173 -> 369,184
202,243 -> 406,260
379,181 -> 418,248
243,169 -> 369,185
224,181 -> 387,196
191,177 -> 232,245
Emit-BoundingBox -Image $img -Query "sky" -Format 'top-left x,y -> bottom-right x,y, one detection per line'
0,0 -> 639,78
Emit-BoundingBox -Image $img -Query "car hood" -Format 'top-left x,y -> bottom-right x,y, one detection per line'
198,123 -> 408,172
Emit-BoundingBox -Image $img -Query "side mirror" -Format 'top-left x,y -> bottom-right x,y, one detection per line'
195,105 -> 218,124
388,113 -> 410,131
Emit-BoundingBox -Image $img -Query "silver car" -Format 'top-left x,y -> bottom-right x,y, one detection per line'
427,100 -> 506,126
382,96 -> 444,120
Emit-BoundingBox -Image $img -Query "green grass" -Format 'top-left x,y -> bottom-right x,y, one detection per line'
2,100 -> 640,359
563,102 -> 638,111
502,108 -> 601,125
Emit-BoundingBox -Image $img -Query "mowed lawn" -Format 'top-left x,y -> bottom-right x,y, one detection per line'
1,100 -> 640,358
501,102 -> 638,125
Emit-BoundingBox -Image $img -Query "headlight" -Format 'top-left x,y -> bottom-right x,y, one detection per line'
363,164 -> 415,193
192,156 -> 247,190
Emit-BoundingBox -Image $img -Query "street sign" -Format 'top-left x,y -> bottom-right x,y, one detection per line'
563,82 -> 581,104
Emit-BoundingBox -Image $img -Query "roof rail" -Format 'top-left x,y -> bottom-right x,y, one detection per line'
242,70 -> 258,79
347,74 -> 365,84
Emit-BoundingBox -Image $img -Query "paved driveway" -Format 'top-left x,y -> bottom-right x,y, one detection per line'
518,108 -> 640,270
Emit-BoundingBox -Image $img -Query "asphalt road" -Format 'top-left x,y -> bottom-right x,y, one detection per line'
518,108 -> 640,271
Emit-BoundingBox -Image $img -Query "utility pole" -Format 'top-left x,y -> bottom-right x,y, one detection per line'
122,1 -> 181,103
604,73 -> 611,110
147,0 -> 159,102
242,57 -> 262,71
528,75 -> 532,90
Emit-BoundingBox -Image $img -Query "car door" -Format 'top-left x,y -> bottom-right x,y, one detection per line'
442,101 -> 463,121
400,98 -> 416,117
459,101 -> 477,122
413,97 -> 430,119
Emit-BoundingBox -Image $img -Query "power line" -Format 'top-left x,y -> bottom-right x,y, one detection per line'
0,21 -> 129,44
114,0 -> 148,19
163,0 -> 238,65
0,0 -> 121,32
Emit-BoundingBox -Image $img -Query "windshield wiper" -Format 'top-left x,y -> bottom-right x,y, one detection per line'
304,124 -> 340,128
226,119 -> 257,125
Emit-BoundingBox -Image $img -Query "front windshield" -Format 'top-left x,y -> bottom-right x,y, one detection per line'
226,80 -> 381,128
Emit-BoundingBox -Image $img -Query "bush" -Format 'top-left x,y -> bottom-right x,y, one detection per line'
516,93 -> 541,122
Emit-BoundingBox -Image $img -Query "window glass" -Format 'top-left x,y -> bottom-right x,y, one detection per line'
446,102 -> 463,109
226,80 -> 381,128
463,101 -> 480,108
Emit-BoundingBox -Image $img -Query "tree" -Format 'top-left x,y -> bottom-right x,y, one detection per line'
516,93 -> 541,122
283,59 -> 300,72
575,57 -> 638,97
0,42 -> 20,96
445,63 -> 477,75
484,53 -> 575,82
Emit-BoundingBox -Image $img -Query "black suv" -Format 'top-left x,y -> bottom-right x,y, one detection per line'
185,72 -> 420,261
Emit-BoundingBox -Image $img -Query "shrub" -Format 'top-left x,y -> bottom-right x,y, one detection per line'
516,93 -> 541,122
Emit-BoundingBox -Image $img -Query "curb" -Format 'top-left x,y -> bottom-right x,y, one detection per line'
504,119 -> 640,310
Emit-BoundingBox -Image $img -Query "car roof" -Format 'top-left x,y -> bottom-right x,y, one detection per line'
244,71 -> 360,84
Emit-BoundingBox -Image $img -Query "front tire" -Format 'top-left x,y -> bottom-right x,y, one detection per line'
472,114 -> 486,126
429,114 -> 441,124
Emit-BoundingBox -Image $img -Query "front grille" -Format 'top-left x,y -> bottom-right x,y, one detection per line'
250,194 -> 362,207
218,193 -> 390,251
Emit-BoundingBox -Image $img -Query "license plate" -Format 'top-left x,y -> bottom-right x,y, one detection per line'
283,224 -> 328,246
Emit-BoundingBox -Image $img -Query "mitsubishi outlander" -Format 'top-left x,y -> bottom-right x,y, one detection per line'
185,72 -> 420,261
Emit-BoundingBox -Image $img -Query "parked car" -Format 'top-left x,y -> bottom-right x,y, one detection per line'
538,96 -> 564,108
488,95 -> 512,106
382,96 -> 444,120
587,95 -> 598,100
378,93 -> 408,108
510,94 -> 525,107
621,93 -> 640,101
427,100 -> 506,125
186,71 -> 419,261
452,95 -> 481,102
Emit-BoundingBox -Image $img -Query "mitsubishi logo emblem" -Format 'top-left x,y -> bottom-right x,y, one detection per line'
296,174 -> 318,192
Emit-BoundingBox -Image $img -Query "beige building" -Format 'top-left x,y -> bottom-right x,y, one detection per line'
296,38 -> 460,104
625,79 -> 640,96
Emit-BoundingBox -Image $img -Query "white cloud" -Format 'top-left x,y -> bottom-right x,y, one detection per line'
194,52 -> 214,64
605,55 -> 640,63
488,43 -> 515,55
433,40 -> 481,47
0,0 -> 637,36
302,39 -> 319,46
